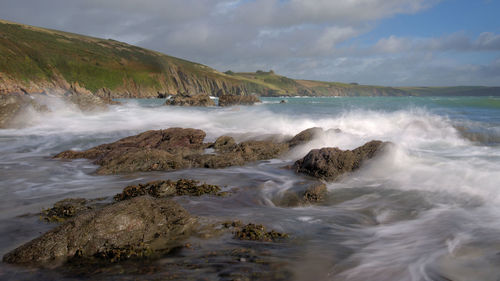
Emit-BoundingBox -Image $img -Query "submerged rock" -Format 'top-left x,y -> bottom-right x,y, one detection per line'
166,92 -> 215,107
294,140 -> 388,181
234,223 -> 288,242
274,182 -> 328,207
218,94 -> 260,106
114,179 -> 222,201
3,196 -> 196,266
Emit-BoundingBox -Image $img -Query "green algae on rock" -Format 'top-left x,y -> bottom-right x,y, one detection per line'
114,179 -> 223,201
234,223 -> 289,242
3,196 -> 196,266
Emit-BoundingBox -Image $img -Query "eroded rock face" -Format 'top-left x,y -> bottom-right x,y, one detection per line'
218,94 -> 260,106
3,196 -> 196,266
55,128 -> 291,174
294,140 -> 388,181
166,92 -> 215,107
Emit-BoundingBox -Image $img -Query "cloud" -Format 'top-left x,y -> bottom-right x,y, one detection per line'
0,0 -> 498,86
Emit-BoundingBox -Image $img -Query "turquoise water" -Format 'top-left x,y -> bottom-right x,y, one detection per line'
1,96 -> 500,280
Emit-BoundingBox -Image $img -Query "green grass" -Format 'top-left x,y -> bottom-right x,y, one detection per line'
1,19 -> 498,97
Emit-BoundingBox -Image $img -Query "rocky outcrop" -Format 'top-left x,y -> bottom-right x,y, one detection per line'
166,92 -> 215,107
294,140 -> 389,181
0,92 -> 48,128
218,93 -> 261,106
55,128 -> 291,174
3,196 -> 196,266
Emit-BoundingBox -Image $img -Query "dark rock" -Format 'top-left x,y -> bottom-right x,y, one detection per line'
274,182 -> 327,207
302,182 -> 327,203
3,196 -> 196,266
166,92 -> 215,107
294,140 -> 388,181
234,224 -> 288,242
288,127 -> 323,147
42,198 -> 90,222
212,135 -> 237,152
280,100 -> 287,104
218,94 -> 260,106
114,179 -> 222,201
55,128 -> 291,174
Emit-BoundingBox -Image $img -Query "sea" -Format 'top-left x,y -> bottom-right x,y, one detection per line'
0,96 -> 499,280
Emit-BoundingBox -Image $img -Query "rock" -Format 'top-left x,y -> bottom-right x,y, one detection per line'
234,223 -> 288,242
294,140 -> 388,181
274,182 -> 327,207
302,182 -> 327,203
212,135 -> 237,152
114,179 -> 222,201
166,92 -> 215,107
288,127 -> 323,147
280,100 -> 287,104
42,198 -> 90,223
0,92 -> 48,128
55,127 -> 206,159
55,128 -> 291,174
218,94 -> 260,106
3,196 -> 196,266
64,82 -> 109,111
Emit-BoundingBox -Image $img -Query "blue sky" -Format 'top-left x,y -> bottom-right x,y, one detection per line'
0,0 -> 499,86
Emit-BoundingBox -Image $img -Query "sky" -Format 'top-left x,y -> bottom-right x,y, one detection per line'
0,0 -> 499,86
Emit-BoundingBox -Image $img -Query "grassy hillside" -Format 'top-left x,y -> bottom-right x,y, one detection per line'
0,19 -> 250,97
0,19 -> 498,98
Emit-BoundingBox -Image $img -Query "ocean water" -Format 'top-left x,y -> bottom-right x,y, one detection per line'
0,96 -> 500,280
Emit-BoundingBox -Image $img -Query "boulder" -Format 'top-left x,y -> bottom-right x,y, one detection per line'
288,127 -> 324,147
294,140 -> 388,181
166,92 -> 215,107
218,94 -> 260,106
3,196 -> 196,266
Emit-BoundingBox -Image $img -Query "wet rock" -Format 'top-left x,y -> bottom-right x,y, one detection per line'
294,140 -> 388,181
221,220 -> 244,229
212,135 -> 237,152
302,182 -> 327,203
218,94 -> 260,106
166,92 -> 215,107
64,82 -> 109,111
288,127 -> 324,147
42,198 -> 91,222
3,196 -> 196,266
234,224 -> 288,242
114,179 -> 222,201
280,100 -> 287,104
55,128 -> 291,174
0,92 -> 48,128
274,182 -> 328,207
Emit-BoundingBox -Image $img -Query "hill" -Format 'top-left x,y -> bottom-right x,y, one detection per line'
0,19 -> 499,99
